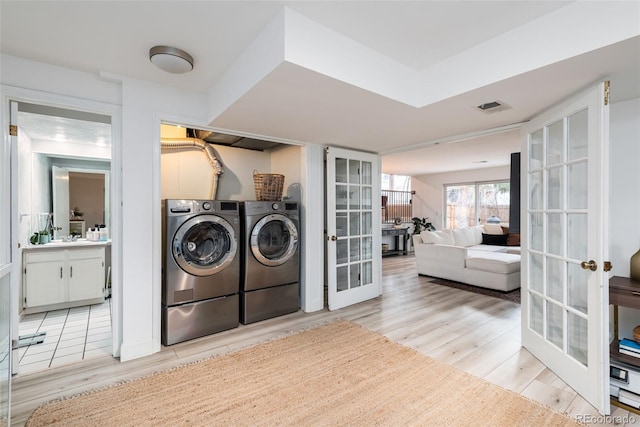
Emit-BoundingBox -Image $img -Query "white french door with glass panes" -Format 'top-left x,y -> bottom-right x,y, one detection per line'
327,147 -> 381,311
521,81 -> 609,414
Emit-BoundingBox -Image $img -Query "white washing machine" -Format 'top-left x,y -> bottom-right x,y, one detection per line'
162,199 -> 240,345
241,201 -> 300,324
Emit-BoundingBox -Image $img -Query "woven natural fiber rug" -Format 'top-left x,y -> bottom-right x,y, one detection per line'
27,320 -> 579,426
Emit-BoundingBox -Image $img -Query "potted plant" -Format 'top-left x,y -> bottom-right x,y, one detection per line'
38,229 -> 50,244
411,217 -> 435,235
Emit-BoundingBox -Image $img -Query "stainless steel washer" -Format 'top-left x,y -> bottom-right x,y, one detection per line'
162,199 -> 240,345
241,201 -> 300,324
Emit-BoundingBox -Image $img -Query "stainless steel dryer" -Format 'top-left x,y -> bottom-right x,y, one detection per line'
162,199 -> 240,345
241,201 -> 300,324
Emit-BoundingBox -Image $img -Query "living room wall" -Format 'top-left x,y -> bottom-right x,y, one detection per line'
411,165 -> 510,230
611,97 -> 640,337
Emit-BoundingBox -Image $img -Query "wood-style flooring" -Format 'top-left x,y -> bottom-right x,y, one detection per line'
10,255 -> 634,426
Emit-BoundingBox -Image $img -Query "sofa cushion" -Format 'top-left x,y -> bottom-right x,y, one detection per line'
468,245 -> 507,253
451,227 -> 476,247
420,230 -> 454,245
482,233 -> 508,246
466,252 -> 521,274
470,225 -> 484,244
483,224 -> 505,235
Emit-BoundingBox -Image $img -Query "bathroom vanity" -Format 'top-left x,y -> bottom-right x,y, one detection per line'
22,239 -> 110,314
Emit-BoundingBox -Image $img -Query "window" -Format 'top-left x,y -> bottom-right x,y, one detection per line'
381,174 -> 413,223
444,180 -> 510,229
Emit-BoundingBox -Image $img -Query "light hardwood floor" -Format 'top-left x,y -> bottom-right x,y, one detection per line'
10,255 -> 636,426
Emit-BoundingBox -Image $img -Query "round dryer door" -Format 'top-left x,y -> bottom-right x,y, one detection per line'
173,215 -> 237,276
250,213 -> 298,267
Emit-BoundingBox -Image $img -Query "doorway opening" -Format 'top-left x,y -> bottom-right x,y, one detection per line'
13,101 -> 115,375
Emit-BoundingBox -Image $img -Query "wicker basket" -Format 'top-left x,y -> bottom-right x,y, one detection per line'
253,171 -> 285,201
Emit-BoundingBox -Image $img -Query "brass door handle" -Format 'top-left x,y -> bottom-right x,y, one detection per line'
581,260 -> 597,271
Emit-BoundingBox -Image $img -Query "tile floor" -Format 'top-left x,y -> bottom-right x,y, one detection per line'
17,299 -> 112,375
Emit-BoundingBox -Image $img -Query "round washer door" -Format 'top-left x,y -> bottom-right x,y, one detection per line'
250,214 -> 298,267
173,214 -> 237,276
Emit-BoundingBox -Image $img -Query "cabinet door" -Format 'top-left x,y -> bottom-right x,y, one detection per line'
67,248 -> 105,301
24,255 -> 66,308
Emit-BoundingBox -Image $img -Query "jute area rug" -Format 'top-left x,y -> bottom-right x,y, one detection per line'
27,320 -> 579,426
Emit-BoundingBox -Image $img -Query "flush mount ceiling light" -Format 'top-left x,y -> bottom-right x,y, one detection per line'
149,46 -> 194,74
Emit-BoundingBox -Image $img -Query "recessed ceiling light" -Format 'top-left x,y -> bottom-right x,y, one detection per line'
149,46 -> 194,74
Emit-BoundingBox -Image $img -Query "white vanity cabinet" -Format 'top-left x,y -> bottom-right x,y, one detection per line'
23,246 -> 105,313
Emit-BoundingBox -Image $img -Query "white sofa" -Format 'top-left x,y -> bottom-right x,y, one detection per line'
412,225 -> 521,292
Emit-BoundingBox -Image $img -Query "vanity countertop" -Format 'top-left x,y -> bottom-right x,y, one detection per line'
23,239 -> 111,251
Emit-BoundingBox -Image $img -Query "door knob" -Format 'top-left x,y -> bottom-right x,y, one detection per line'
329,235 -> 337,241
580,260 -> 597,271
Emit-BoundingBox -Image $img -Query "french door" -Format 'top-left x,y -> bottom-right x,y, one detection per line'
521,81 -> 610,414
326,147 -> 381,311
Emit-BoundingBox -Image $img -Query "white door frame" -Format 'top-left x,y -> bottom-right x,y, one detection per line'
1,85 -> 123,361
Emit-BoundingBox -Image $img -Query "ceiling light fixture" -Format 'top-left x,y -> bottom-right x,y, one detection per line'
149,46 -> 194,74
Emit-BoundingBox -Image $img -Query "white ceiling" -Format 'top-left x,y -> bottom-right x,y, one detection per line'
2,1 -> 639,176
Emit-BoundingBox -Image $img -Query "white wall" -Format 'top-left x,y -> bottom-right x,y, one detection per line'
270,144 -> 303,200
411,165 -> 510,229
610,97 -> 640,338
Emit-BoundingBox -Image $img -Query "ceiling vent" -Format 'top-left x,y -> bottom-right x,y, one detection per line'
475,100 -> 511,114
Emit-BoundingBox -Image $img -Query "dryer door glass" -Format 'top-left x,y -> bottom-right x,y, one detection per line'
182,222 -> 230,266
250,214 -> 298,267
173,215 -> 238,276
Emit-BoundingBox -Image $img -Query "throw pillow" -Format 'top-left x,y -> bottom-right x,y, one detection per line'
482,233 -> 508,246
483,224 -> 504,235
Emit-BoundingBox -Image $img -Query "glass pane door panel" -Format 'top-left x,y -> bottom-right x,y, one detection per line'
336,158 -> 347,183
361,161 -> 372,185
362,212 -> 372,235
350,238 -> 361,262
336,240 -> 348,265
546,257 -> 564,303
349,160 -> 360,184
336,185 -> 348,210
567,162 -> 588,209
362,237 -> 372,260
568,262 -> 588,314
567,214 -> 587,261
349,212 -> 361,236
350,264 -> 361,288
529,253 -> 543,293
530,213 -> 543,251
547,120 -> 565,165
568,109 -> 588,160
362,186 -> 372,210
363,261 -> 373,285
568,313 -> 588,366
349,186 -> 360,210
547,167 -> 563,210
547,301 -> 564,349
529,171 -> 543,210
530,129 -> 544,169
530,294 -> 544,335
546,213 -> 563,256
337,266 -> 348,292
336,212 -> 348,237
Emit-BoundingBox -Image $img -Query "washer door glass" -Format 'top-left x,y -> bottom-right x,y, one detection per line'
250,214 -> 298,267
173,215 -> 237,276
